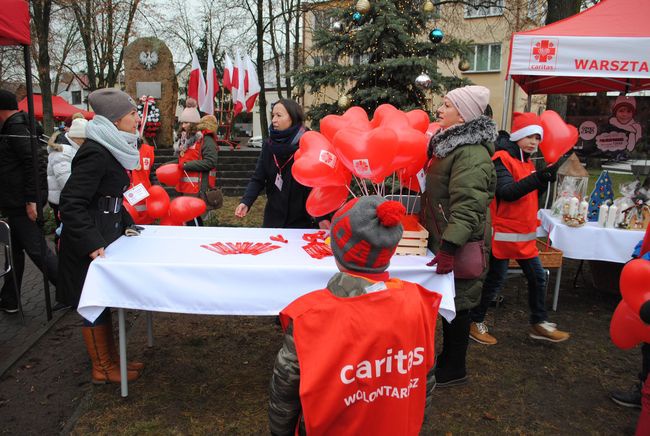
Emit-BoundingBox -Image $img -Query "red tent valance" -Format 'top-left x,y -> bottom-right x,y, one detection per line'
0,0 -> 30,46
18,94 -> 94,121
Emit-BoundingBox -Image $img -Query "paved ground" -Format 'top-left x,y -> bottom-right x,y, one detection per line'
0,240 -> 66,375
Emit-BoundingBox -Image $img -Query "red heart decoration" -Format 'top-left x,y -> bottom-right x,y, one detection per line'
319,107 -> 371,141
539,110 -> 578,164
332,127 -> 398,180
610,300 -> 650,349
306,185 -> 350,217
155,163 -> 182,186
145,185 -> 170,218
169,196 -> 207,223
620,258 -> 650,316
405,109 -> 430,133
292,131 -> 351,187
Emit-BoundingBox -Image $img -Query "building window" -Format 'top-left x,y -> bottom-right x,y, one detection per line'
312,55 -> 338,67
351,53 -> 370,65
466,43 -> 501,72
464,0 -> 504,18
71,90 -> 82,105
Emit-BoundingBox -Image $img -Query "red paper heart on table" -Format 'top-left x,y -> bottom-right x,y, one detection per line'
539,110 -> 578,165
270,234 -> 288,243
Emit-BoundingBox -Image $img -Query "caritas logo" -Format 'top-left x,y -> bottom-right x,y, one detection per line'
529,39 -> 559,71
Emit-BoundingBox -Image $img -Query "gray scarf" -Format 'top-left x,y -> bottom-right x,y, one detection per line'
85,115 -> 140,170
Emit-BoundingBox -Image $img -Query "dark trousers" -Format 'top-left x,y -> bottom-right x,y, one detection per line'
49,202 -> 61,252
470,254 -> 548,325
641,343 -> 650,383
0,215 -> 58,304
435,309 -> 471,382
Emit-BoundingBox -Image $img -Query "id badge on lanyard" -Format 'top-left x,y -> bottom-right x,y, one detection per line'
273,153 -> 295,192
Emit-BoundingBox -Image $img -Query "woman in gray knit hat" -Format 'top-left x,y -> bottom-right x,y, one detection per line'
58,88 -> 145,385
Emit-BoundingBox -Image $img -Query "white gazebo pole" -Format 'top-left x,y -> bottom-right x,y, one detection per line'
501,76 -> 513,131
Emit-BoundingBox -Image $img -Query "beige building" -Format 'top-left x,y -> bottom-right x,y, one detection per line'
300,0 -> 549,129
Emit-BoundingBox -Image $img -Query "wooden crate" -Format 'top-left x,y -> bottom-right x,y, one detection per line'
396,215 -> 428,256
508,239 -> 563,268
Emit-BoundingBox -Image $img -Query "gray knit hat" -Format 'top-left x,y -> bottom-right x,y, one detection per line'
330,195 -> 406,273
88,88 -> 137,122
445,85 -> 490,123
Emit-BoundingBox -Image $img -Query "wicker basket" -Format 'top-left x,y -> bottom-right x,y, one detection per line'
508,239 -> 563,268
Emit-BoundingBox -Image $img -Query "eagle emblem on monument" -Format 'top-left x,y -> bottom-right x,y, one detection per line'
139,51 -> 159,70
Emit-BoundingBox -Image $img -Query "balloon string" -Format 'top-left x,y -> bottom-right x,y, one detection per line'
346,184 -> 357,198
362,178 -> 369,196
352,175 -> 364,195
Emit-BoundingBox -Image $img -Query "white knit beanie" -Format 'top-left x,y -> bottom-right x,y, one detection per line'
445,85 -> 490,123
68,118 -> 88,139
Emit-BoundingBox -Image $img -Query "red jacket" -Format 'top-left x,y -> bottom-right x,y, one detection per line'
176,132 -> 216,194
490,150 -> 539,259
279,278 -> 441,436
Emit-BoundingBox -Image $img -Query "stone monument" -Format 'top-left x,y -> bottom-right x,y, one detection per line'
124,37 -> 177,146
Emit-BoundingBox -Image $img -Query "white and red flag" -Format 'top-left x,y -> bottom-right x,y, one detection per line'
200,49 -> 219,115
232,50 -> 247,116
244,53 -> 260,112
187,51 -> 206,108
222,53 -> 233,92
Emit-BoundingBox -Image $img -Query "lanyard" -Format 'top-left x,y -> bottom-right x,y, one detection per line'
273,153 -> 295,173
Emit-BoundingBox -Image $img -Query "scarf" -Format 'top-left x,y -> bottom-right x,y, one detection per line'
268,124 -> 305,159
85,115 -> 140,170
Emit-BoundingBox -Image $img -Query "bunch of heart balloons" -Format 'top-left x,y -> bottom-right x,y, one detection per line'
293,104 -> 440,217
122,164 -> 207,226
610,229 -> 650,350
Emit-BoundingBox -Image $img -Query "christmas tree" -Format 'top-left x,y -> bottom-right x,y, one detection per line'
292,0 -> 470,126
587,170 -> 614,222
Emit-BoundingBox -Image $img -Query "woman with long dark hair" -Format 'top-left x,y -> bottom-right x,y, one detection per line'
235,99 -> 328,229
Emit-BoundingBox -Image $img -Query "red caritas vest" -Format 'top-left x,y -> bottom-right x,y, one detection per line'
490,150 -> 539,260
126,143 -> 155,224
175,131 -> 217,194
279,278 -> 441,436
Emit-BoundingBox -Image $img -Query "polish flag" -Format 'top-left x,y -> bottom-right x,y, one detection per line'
187,51 -> 206,109
232,50 -> 247,116
200,49 -> 219,115
222,53 -> 233,92
244,53 -> 260,112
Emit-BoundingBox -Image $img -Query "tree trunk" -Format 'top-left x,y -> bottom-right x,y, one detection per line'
257,0 -> 269,138
544,0 -> 580,115
268,0 -> 284,99
31,0 -> 54,134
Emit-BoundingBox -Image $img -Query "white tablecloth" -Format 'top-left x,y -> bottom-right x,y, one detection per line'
77,226 -> 456,323
538,209 -> 643,263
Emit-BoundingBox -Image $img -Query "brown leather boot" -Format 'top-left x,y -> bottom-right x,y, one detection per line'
82,326 -> 140,384
103,313 -> 145,372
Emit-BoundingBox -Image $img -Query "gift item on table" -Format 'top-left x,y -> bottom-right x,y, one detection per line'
597,203 -> 610,227
201,242 -> 281,255
614,179 -> 650,230
551,154 -> 589,217
587,170 -> 614,222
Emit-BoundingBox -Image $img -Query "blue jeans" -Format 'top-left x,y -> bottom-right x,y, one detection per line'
470,254 -> 548,325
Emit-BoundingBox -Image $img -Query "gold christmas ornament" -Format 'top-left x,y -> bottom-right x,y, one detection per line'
356,0 -> 371,14
423,0 -> 435,12
458,59 -> 471,72
337,95 -> 351,109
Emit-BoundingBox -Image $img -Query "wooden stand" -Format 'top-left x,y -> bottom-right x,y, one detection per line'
396,215 -> 428,256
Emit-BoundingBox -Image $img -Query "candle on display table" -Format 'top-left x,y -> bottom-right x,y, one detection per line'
568,197 -> 579,217
606,204 -> 618,228
579,199 -> 589,220
597,204 -> 609,227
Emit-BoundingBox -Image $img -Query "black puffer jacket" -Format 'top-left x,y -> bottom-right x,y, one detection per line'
493,131 -> 548,202
0,112 -> 48,215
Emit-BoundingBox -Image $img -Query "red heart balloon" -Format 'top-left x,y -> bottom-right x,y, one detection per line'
169,196 -> 207,223
390,127 -> 429,173
426,122 -> 442,138
370,104 -> 400,128
320,107 -> 371,141
539,110 -> 579,164
306,185 -> 350,217
292,131 -> 352,187
405,109 -> 430,133
620,258 -> 650,316
123,199 -> 154,225
398,169 -> 421,193
159,214 -> 184,226
155,163 -> 182,186
145,185 -> 170,218
610,300 -> 650,350
333,127 -> 398,180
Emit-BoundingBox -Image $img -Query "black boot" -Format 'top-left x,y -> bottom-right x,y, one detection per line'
435,309 -> 471,388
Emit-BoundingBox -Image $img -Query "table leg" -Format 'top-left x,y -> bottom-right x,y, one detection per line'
552,264 -> 563,312
118,308 -> 128,397
146,311 -> 153,347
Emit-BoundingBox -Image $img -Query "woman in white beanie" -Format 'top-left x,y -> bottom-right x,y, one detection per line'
58,88 -> 144,385
420,85 -> 497,387
47,116 -> 88,250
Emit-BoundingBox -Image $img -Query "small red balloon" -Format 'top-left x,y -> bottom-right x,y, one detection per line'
146,185 -> 170,218
169,196 -> 207,223
610,300 -> 650,350
538,110 -> 578,165
306,185 -> 350,217
156,163 -> 182,186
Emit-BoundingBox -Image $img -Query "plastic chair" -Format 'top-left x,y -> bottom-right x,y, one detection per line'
0,220 -> 25,322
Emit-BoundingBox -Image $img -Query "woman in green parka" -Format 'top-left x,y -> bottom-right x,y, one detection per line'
421,85 -> 497,387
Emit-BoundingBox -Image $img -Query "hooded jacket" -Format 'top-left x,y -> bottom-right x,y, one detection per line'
47,133 -> 81,205
420,116 -> 497,311
0,111 -> 48,215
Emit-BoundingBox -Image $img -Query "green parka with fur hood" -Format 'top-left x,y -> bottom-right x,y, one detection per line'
421,116 -> 497,312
